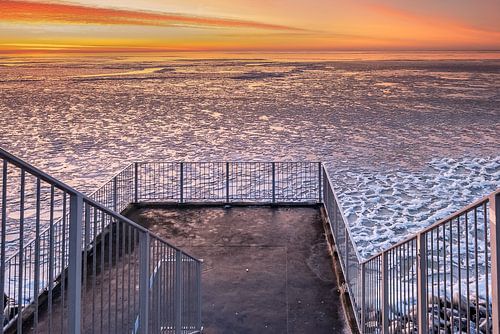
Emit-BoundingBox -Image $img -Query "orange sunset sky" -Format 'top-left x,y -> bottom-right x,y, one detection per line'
0,0 -> 500,53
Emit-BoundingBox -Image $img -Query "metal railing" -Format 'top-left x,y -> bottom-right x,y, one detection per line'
322,165 -> 499,333
135,161 -> 322,204
2,152 -> 498,334
0,149 -> 202,334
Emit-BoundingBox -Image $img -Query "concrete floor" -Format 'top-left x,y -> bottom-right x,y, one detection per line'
127,205 -> 348,334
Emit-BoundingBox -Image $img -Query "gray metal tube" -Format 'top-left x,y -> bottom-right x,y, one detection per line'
381,251 -> 389,333
417,233 -> 428,334
491,192 -> 500,334
68,194 -> 83,334
138,232 -> 150,334
272,162 -> 276,203
175,250 -> 183,334
134,162 -> 139,203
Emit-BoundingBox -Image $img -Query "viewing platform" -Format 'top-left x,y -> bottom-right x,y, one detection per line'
1,149 -> 499,334
126,205 -> 347,333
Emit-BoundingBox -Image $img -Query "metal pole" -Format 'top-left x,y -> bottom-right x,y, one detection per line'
381,251 -> 389,333
417,233 -> 428,334
138,232 -> 150,334
226,162 -> 230,204
17,169 -> 25,334
197,261 -> 202,330
345,228 -> 349,283
0,161 -> 6,334
318,162 -> 322,203
113,176 -> 118,212
491,192 -> 500,334
272,162 -> 276,203
175,250 -> 183,334
180,163 -> 184,204
68,194 -> 83,334
134,162 -> 139,203
360,262 -> 366,333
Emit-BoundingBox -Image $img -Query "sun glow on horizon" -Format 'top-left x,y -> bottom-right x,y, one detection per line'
1,0 -> 499,53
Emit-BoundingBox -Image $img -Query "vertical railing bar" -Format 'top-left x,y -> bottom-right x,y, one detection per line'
197,261 -> 202,330
113,176 -> 118,212
68,194 -> 83,334
0,161 -> 7,334
61,193 -> 67,333
381,251 -> 389,333
345,227 -> 349,284
449,219 -> 454,331
138,232 -> 150,334
174,250 -> 182,334
457,216 -> 462,330
16,169 -> 25,334
481,203 -> 489,334
180,163 -> 184,204
134,162 -> 139,204
490,193 -> 499,334
360,262 -> 366,332
107,217 -> 112,333
272,162 -> 276,203
417,233 -> 428,333
466,212 -> 471,334
92,207 -> 97,334
82,203 -> 90,333
33,178 -> 41,333
99,210 -> 105,334
115,216 -> 120,334
226,162 -> 230,204
318,162 -> 322,203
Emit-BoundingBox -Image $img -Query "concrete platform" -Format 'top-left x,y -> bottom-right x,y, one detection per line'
127,205 -> 349,334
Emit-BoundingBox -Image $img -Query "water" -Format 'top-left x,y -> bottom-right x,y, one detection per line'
0,52 -> 499,258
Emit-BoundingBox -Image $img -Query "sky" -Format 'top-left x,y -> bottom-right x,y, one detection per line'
1,0 -> 500,53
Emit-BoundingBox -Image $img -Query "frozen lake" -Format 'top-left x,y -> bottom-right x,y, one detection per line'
0,52 -> 499,258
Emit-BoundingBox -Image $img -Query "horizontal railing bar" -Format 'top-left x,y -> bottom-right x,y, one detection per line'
134,161 -> 322,164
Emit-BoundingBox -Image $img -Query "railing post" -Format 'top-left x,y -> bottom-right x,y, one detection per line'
175,250 -> 183,334
360,262 -> 366,333
68,194 -> 83,334
345,227 -> 349,283
134,162 -> 139,203
417,233 -> 428,334
138,232 -> 150,334
381,251 -> 389,333
0,162 -> 6,334
197,261 -> 202,330
226,162 -> 230,204
491,192 -> 500,334
113,176 -> 118,212
272,162 -> 276,203
180,162 -> 184,204
318,162 -> 322,203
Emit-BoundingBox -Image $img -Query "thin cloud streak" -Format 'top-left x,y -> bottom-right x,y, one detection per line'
1,0 -> 304,31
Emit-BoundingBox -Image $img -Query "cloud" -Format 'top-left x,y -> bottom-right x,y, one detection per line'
1,0 -> 304,31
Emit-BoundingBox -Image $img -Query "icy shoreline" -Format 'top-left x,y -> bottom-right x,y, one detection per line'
331,156 -> 499,260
